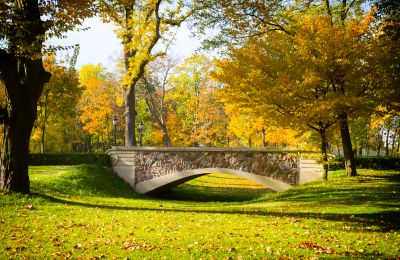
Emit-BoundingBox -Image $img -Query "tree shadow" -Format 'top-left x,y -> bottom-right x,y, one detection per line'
269,173 -> 400,208
32,192 -> 400,232
151,184 -> 274,202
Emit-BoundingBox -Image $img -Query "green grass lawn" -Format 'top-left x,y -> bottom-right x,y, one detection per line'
0,165 -> 399,259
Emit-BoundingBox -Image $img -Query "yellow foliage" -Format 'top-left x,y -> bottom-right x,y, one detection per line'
213,10 -> 382,144
78,65 -> 118,142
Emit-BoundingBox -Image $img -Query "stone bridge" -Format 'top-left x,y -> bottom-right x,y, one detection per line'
106,147 -> 322,195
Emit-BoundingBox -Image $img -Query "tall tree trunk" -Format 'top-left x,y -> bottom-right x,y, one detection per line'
385,128 -> 390,156
320,129 -> 329,181
40,125 -> 45,153
339,112 -> 357,176
261,128 -> 266,147
143,90 -> 171,147
124,87 -> 137,147
123,6 -> 137,147
160,125 -> 172,147
0,0 -> 50,194
0,63 -> 49,193
377,133 -> 382,156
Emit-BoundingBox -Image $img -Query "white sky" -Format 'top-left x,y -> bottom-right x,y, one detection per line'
47,17 -> 202,71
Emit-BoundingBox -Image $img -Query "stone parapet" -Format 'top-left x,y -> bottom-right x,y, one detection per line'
106,147 -> 322,193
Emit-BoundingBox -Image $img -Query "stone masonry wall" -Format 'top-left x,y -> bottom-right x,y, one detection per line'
114,149 -> 301,186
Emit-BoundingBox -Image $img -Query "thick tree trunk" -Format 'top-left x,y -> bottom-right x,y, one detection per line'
0,106 -> 35,193
0,62 -> 49,194
124,87 -> 137,147
339,112 -> 357,176
0,0 -> 50,194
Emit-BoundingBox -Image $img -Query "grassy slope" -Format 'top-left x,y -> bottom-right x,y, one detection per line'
0,165 -> 399,259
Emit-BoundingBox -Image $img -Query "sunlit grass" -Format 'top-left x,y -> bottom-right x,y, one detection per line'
0,165 -> 399,259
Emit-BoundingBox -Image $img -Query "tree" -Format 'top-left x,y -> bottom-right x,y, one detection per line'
0,1 -> 94,193
213,9 -> 390,179
138,56 -> 178,146
223,105 -> 303,148
99,0 -> 193,147
195,0 -> 399,177
78,64 -> 122,152
168,55 -> 227,147
191,0 -> 293,49
32,51 -> 81,153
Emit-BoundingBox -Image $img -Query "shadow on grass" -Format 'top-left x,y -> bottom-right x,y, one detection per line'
269,172 -> 400,208
31,165 -> 273,203
29,165 -> 400,232
32,192 -> 400,232
151,184 -> 273,202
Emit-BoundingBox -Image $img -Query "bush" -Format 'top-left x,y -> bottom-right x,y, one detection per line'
330,156 -> 400,170
29,153 -> 111,167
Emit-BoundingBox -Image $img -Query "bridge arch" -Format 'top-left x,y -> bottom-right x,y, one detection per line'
106,147 -> 322,195
135,168 -> 292,194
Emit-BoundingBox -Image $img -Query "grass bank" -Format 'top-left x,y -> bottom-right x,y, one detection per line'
0,165 -> 399,259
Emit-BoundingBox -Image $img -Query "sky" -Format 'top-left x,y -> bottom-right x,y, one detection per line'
47,17 -> 202,71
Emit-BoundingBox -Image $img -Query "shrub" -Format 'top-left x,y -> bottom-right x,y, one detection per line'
330,156 -> 400,170
29,153 -> 111,167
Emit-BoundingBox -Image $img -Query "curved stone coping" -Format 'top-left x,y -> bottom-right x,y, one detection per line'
106,146 -> 320,154
135,168 -> 293,194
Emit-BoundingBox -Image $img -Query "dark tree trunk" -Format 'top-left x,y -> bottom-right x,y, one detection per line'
377,133 -> 382,156
339,112 -> 357,176
160,124 -> 171,147
261,128 -> 266,147
385,128 -> 390,156
0,0 -> 50,193
84,134 -> 92,153
320,130 -> 329,181
307,122 -> 332,181
123,6 -> 137,147
1,105 -> 34,193
122,2 -> 164,147
124,87 -> 137,147
0,60 -> 50,194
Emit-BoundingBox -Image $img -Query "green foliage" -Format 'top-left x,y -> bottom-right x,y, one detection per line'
0,166 -> 399,258
28,154 -> 111,167
331,156 -> 400,170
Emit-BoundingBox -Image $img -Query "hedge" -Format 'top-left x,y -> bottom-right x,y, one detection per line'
29,153 -> 111,167
330,156 -> 400,170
